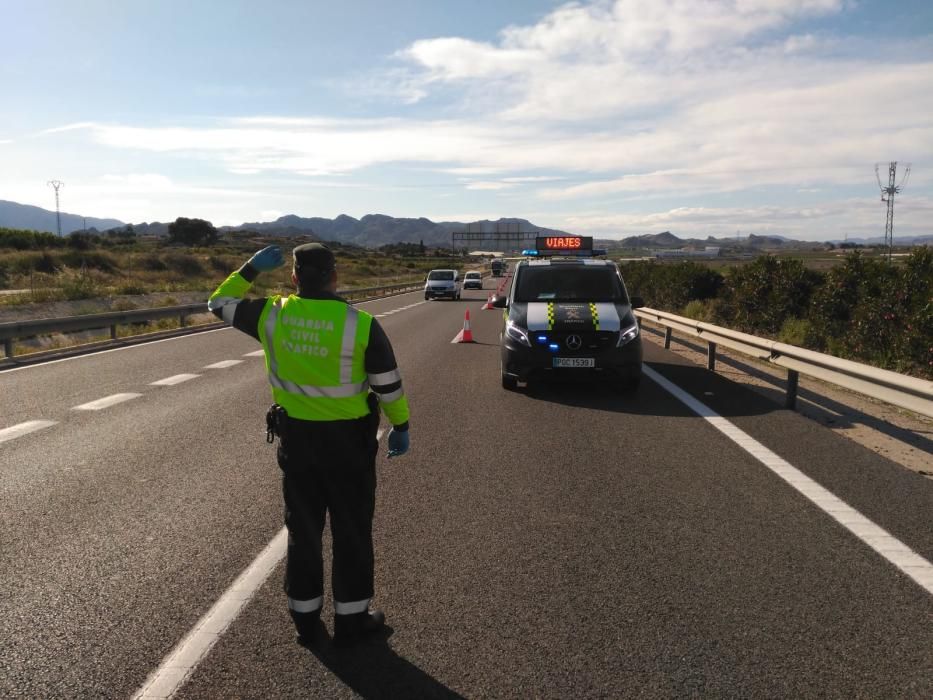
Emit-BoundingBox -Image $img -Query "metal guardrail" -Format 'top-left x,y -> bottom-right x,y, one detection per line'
634,307 -> 933,419
0,281 -> 424,359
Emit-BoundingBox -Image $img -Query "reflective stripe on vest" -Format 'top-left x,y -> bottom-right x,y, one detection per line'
264,298 -> 369,399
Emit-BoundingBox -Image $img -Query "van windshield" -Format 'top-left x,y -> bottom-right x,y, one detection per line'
428,271 -> 455,281
465,272 -> 481,278
515,266 -> 627,303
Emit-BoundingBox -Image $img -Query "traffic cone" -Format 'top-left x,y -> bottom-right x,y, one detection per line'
452,309 -> 475,343
482,293 -> 494,310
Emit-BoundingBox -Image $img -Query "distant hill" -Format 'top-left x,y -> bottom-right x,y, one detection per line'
0,200 -> 124,235
222,214 -> 570,248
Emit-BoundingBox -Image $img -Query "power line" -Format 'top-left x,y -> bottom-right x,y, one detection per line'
874,162 -> 910,261
47,180 -> 65,237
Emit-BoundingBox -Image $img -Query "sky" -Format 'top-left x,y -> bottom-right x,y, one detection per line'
2,0 -> 932,241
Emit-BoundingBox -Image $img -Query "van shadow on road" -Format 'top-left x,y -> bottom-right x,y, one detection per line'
519,360 -> 781,419
303,631 -> 466,700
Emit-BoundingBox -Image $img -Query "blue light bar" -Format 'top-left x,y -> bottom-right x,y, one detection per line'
536,335 -> 548,344
548,343 -> 559,352
522,249 -> 539,256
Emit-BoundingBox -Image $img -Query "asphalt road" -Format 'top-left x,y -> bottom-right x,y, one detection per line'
1,280 -> 931,699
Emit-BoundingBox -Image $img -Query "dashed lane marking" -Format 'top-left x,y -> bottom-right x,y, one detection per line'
644,365 -> 933,596
72,393 -> 142,411
133,428 -> 387,699
242,350 -> 265,357
150,374 -> 201,386
0,420 -> 57,444
203,360 -> 243,369
374,300 -> 426,318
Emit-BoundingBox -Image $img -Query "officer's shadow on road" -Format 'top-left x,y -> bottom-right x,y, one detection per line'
304,629 -> 466,700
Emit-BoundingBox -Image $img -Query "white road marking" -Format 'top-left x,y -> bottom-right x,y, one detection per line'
242,350 -> 265,357
644,365 -> 933,596
134,427 -> 388,699
203,360 -> 243,369
72,393 -> 142,411
0,420 -> 57,444
132,528 -> 289,699
150,374 -> 200,386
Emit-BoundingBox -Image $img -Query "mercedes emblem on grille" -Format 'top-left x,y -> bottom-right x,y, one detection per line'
566,334 -> 582,350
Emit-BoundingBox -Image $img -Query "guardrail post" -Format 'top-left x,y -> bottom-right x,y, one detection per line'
110,324 -> 118,340
180,312 -> 188,328
664,327 -> 672,349
707,342 -> 717,371
3,338 -> 12,359
786,370 -> 799,410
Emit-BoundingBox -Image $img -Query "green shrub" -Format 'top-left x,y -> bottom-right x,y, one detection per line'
140,254 -> 168,271
59,268 -> 103,300
0,228 -> 64,250
778,318 -> 811,346
682,299 -> 715,322
115,282 -> 148,295
59,251 -> 118,273
619,261 -> 723,310
715,256 -> 823,335
162,252 -> 205,276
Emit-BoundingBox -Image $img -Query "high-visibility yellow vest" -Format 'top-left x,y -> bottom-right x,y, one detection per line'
258,295 -> 374,421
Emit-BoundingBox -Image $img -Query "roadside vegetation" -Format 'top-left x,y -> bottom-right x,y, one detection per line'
619,248 -> 933,379
0,226 -> 466,304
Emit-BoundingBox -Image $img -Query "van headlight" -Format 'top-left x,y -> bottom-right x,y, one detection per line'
616,321 -> 639,347
506,320 -> 531,347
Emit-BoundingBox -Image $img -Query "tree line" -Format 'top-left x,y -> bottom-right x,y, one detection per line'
620,250 -> 933,379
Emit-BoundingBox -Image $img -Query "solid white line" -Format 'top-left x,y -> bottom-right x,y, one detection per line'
203,360 -> 243,369
132,528 -> 289,699
0,419 -> 57,444
72,393 -> 142,411
643,365 -> 933,596
150,374 -> 200,387
133,427 -> 388,699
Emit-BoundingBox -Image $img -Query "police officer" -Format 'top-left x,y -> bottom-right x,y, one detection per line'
208,243 -> 410,647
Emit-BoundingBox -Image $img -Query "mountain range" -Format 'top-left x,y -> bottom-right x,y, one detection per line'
1,199 -> 930,249
0,200 -> 123,235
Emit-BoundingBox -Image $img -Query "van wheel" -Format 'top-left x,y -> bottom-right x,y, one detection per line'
502,373 -> 518,390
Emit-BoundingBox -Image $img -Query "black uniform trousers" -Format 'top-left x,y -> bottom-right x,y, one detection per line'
276,405 -> 380,614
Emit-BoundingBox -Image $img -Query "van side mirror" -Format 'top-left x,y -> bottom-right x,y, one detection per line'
630,296 -> 644,309
491,295 -> 508,309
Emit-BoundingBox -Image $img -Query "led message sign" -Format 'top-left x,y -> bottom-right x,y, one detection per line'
534,236 -> 593,253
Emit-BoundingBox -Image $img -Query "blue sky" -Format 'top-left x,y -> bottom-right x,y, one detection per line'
2,0 -> 931,240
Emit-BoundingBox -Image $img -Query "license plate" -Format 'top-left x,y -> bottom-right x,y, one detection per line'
553,357 -> 595,368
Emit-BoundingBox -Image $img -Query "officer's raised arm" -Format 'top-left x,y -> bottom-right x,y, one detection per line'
207,245 -> 284,340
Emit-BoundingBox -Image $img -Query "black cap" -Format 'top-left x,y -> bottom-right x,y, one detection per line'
292,242 -> 335,275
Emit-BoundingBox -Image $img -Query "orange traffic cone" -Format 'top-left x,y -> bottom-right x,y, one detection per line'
452,309 -> 475,343
482,294 -> 494,310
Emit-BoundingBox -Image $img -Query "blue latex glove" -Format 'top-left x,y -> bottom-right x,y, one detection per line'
248,245 -> 285,272
387,428 -> 410,458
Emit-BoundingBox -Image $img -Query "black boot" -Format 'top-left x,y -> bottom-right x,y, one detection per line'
290,609 -> 325,646
333,609 -> 386,648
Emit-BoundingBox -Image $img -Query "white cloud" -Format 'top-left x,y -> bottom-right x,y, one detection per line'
19,0 -> 933,240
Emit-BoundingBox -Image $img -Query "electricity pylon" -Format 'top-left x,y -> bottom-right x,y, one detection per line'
47,180 -> 65,237
875,162 -> 910,261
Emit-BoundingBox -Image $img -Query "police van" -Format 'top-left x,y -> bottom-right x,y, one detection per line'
491,236 -> 644,391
